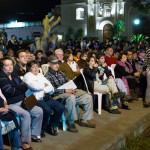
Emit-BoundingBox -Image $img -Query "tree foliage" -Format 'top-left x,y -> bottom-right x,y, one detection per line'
130,34 -> 149,44
65,27 -> 84,40
74,28 -> 84,40
65,26 -> 74,40
112,20 -> 125,41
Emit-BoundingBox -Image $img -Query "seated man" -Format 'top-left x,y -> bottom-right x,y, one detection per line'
45,56 -> 96,133
126,50 -> 140,100
105,47 -> 118,67
13,50 -> 28,78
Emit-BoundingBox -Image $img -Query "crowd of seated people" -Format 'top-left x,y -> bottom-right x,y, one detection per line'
1,35 -> 150,149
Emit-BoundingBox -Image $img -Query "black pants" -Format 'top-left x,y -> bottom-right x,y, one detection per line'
139,75 -> 147,101
36,98 -> 65,130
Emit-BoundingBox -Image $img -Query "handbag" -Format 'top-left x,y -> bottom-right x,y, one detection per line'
21,94 -> 37,110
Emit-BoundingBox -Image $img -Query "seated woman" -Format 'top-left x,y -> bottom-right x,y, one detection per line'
114,53 -> 140,100
83,56 -> 124,114
73,49 -> 81,62
0,57 -> 43,150
23,60 -> 64,136
0,89 -> 22,150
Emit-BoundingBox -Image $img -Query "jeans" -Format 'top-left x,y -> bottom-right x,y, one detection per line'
36,98 -> 65,129
54,89 -> 93,124
9,102 -> 43,143
0,120 -> 21,150
8,130 -> 21,150
0,121 -> 4,150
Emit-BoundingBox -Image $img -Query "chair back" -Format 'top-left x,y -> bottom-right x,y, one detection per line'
41,64 -> 49,75
80,69 -> 90,93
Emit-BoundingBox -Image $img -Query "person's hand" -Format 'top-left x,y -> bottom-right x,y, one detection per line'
134,72 -> 140,77
4,100 -> 7,105
102,63 -> 107,68
99,71 -> 104,76
142,71 -> 146,76
66,89 -> 75,94
94,63 -> 98,68
4,104 -> 9,112
44,83 -> 48,87
3,101 -> 9,112
0,107 -> 8,114
109,76 -> 113,79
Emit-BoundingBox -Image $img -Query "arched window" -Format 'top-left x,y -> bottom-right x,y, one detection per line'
76,8 -> 84,20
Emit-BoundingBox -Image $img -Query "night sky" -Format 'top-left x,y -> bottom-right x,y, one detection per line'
0,0 -> 61,23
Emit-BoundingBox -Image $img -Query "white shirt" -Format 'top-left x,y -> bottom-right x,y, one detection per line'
23,72 -> 54,100
67,61 -> 78,72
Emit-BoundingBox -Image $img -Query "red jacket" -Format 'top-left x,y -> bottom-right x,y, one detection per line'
105,56 -> 118,67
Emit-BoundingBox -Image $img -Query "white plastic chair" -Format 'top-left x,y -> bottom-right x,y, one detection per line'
80,69 -> 103,115
41,64 -> 49,75
111,64 -> 116,70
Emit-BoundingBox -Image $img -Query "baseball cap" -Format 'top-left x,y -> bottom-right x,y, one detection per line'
49,56 -> 60,64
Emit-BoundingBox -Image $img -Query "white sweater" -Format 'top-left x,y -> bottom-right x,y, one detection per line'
23,72 -> 54,100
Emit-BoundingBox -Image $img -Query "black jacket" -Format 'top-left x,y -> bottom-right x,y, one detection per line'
114,63 -> 134,79
13,63 -> 26,77
0,71 -> 28,105
127,59 -> 137,73
83,65 -> 98,94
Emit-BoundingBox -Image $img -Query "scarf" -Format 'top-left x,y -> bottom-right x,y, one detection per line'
118,61 -> 133,95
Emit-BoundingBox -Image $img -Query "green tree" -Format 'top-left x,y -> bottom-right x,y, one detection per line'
65,27 -> 74,40
112,20 -> 125,41
74,28 -> 84,40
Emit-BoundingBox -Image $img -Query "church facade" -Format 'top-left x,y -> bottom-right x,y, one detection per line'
53,0 -> 126,42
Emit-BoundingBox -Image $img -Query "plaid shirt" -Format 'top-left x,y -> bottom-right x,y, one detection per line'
45,69 -> 69,97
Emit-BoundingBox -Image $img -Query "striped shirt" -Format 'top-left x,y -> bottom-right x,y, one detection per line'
144,49 -> 150,70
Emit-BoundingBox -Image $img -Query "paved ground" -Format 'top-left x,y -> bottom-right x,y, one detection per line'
4,100 -> 150,150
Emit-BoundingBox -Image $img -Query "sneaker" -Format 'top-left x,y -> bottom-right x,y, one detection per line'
113,92 -> 125,99
68,124 -> 78,132
79,120 -> 96,128
109,109 -> 121,114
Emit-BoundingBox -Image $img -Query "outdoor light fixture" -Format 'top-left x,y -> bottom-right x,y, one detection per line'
133,18 -> 140,25
7,20 -> 26,28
